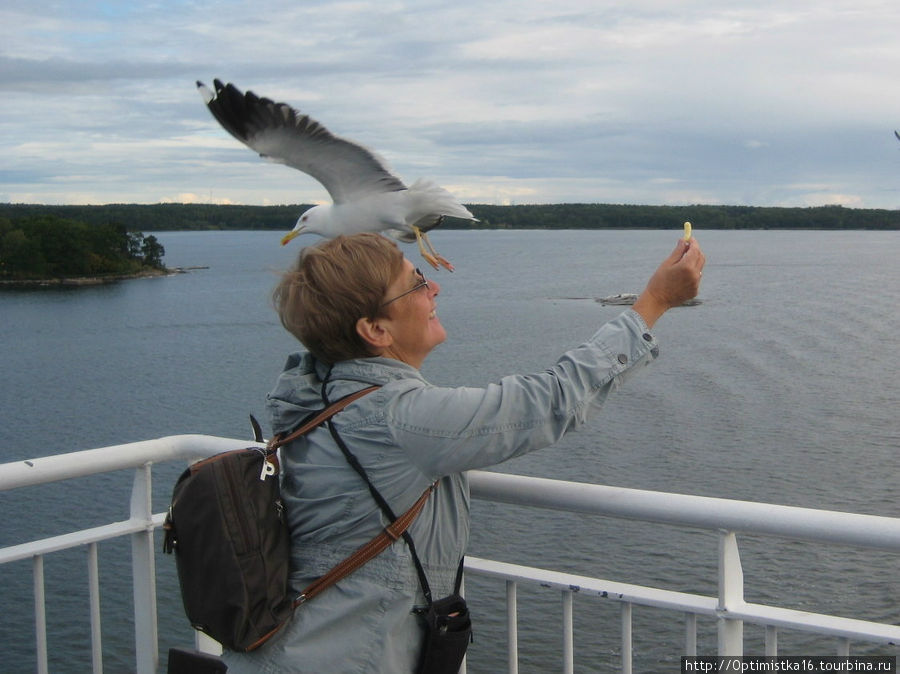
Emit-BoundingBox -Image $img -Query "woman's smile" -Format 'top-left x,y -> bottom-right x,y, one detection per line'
379,260 -> 446,368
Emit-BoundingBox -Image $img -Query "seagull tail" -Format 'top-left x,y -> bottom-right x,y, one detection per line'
407,178 -> 476,222
384,228 -> 417,243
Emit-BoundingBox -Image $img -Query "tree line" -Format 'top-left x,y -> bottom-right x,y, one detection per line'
467,203 -> 900,230
0,214 -> 165,281
1,202 -> 898,232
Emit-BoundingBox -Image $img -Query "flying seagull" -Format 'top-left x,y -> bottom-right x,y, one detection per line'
197,79 -> 475,271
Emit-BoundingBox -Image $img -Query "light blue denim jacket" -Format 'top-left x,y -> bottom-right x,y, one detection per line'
223,309 -> 657,674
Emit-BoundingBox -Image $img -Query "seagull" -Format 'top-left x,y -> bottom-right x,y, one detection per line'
197,79 -> 475,271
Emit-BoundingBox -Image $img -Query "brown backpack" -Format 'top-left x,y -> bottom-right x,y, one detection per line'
162,386 -> 430,652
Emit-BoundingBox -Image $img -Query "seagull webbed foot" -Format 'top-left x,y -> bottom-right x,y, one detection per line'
414,227 -> 454,272
432,253 -> 455,272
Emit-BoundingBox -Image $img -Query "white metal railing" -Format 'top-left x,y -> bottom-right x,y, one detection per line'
463,472 -> 900,672
2,435 -> 900,673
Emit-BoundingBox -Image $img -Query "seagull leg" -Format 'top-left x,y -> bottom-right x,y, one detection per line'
413,227 -> 440,270
414,227 -> 454,272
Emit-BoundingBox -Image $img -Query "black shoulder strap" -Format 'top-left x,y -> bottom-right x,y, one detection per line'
324,419 -> 437,606
319,374 -> 439,605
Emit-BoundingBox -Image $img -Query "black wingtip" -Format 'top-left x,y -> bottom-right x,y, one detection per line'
895,130 -> 900,142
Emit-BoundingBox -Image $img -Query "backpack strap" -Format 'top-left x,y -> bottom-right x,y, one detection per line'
266,385 -> 381,453
295,481 -> 436,606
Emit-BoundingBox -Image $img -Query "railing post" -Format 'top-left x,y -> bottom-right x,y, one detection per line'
506,580 -> 518,674
130,464 -> 158,674
685,614 -> 698,656
765,625 -> 778,656
621,602 -> 633,674
34,554 -> 48,674
562,590 -> 574,674
717,531 -> 744,655
88,542 -> 103,673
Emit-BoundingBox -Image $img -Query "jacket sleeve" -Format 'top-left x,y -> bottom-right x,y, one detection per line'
383,309 -> 659,478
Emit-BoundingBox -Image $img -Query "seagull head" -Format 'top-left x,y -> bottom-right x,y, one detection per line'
280,205 -> 329,246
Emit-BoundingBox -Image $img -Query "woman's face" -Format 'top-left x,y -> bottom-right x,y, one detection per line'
378,258 -> 446,368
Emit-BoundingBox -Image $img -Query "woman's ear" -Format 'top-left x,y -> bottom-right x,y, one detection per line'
356,316 -> 393,351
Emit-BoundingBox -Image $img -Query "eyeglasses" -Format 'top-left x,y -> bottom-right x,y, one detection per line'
381,268 -> 430,307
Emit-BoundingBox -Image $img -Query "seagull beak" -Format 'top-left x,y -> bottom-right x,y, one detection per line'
281,229 -> 303,246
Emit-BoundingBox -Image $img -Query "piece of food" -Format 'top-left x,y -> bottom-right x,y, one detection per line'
683,221 -> 692,241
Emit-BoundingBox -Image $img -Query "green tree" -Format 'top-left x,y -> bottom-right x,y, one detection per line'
1,227 -> 48,277
0,215 -> 166,281
141,235 -> 165,268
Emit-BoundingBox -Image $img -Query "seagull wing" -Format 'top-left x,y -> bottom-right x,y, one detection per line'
895,130 -> 900,142
198,79 -> 406,204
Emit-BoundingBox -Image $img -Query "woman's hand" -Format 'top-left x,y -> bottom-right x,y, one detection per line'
632,238 -> 706,328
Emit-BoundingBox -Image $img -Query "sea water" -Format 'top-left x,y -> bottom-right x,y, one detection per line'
1,229 -> 898,672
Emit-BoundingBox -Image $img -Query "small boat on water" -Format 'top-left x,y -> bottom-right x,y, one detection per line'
598,293 -> 638,305
598,293 -> 702,306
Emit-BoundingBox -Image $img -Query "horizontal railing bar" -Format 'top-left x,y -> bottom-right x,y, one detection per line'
465,557 -> 900,646
466,556 -> 718,615
468,471 -> 900,551
6,438 -> 900,552
5,440 -> 900,551
0,513 -> 165,564
733,602 -> 900,645
0,435 -> 261,491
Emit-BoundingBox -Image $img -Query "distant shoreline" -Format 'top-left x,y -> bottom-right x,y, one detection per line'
0,267 -> 175,289
3,202 -> 898,231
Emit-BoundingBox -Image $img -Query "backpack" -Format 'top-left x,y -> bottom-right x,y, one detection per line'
162,386 -> 403,652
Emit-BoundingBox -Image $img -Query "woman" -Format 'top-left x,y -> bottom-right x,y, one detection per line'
223,232 -> 705,673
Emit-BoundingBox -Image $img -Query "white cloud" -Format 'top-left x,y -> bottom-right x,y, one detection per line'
1,0 -> 900,207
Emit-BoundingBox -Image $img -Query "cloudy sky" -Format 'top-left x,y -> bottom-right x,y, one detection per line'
2,0 -> 900,209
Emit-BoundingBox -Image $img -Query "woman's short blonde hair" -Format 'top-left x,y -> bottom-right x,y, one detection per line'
273,233 -> 404,363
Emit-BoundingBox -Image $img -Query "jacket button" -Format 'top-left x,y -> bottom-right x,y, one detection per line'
617,354 -> 628,364
642,333 -> 653,341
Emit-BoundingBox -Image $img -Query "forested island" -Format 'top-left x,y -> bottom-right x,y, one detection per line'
2,201 -> 897,285
0,214 -> 166,285
1,201 -> 899,232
